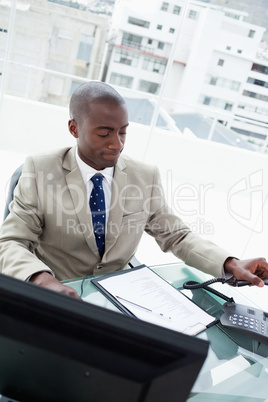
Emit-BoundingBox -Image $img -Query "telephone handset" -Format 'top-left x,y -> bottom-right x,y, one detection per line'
220,302 -> 268,344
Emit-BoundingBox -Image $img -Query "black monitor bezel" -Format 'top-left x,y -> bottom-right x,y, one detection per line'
0,273 -> 209,402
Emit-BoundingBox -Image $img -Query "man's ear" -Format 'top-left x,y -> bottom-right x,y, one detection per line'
68,119 -> 78,138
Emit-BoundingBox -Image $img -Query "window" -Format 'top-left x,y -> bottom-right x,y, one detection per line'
243,90 -> 268,103
203,96 -> 211,105
208,75 -> 241,91
251,63 -> 268,75
139,79 -> 160,94
248,29 -> 255,38
158,41 -> 164,50
238,103 -> 268,116
114,49 -> 139,67
77,34 -> 94,62
188,10 -> 198,20
237,49 -> 242,54
142,57 -> 167,74
200,95 -> 234,111
161,2 -> 169,11
122,33 -> 142,49
157,25 -> 163,30
173,5 -> 181,15
0,28 -> 8,33
169,28 -> 175,34
110,72 -> 133,89
218,59 -> 224,66
128,17 -> 150,29
224,103 -> 233,111
209,77 -> 217,85
247,77 -> 268,88
148,39 -> 153,45
226,46 -> 231,50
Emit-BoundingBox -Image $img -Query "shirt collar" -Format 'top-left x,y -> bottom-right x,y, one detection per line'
75,148 -> 114,186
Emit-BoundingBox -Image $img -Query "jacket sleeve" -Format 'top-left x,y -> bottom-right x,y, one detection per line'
0,157 -> 54,281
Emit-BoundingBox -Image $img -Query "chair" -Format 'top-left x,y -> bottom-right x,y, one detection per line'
3,164 -> 23,220
3,165 -> 141,268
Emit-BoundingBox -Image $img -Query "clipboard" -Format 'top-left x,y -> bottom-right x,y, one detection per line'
91,265 -> 218,336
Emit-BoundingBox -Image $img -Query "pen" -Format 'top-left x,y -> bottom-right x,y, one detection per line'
115,295 -> 172,320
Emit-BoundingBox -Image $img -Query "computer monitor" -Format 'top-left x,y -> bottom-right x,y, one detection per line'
0,273 -> 209,402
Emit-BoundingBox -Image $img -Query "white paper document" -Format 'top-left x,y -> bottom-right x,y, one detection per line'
91,266 -> 216,336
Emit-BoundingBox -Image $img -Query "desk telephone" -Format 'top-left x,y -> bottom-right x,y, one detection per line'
183,278 -> 268,344
220,302 -> 268,344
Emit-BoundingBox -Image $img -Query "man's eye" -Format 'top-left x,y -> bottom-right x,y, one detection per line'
98,133 -> 109,137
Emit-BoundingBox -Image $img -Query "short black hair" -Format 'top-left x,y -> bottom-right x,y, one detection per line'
69,81 -> 126,124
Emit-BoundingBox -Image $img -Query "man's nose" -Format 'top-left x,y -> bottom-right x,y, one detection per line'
108,134 -> 124,150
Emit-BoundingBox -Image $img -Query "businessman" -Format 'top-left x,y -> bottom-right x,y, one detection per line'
0,81 -> 268,298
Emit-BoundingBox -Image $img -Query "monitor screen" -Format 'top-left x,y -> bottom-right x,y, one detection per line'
0,273 -> 209,402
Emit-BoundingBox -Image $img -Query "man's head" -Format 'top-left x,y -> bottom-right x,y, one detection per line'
68,81 -> 129,170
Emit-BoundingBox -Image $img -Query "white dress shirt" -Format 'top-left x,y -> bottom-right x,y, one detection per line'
75,148 -> 114,234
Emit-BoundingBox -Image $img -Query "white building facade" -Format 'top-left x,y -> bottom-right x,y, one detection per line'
102,0 -> 268,146
0,0 -> 108,106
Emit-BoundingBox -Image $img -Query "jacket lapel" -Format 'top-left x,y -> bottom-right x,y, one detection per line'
63,147 -> 99,257
104,156 -> 127,256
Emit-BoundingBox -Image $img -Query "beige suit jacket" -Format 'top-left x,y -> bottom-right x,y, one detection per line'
0,147 -> 230,281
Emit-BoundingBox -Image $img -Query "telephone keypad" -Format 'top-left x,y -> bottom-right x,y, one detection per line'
228,313 -> 265,334
220,303 -> 268,344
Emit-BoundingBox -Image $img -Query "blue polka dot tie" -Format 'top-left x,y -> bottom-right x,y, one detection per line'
90,173 -> 106,258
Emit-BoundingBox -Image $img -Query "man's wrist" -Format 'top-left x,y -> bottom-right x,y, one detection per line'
224,257 -> 239,276
28,271 -> 54,282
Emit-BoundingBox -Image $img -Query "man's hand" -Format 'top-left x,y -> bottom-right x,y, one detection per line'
224,257 -> 268,287
30,271 -> 81,299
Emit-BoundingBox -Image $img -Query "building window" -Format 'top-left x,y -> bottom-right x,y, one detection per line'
224,103 -> 233,111
251,63 -> 268,75
0,28 -> 8,33
128,17 -> 150,29
226,46 -> 231,50
148,39 -> 153,45
200,95 -> 235,111
139,79 -> 160,94
238,103 -> 268,116
173,5 -> 181,15
237,49 -> 242,54
77,34 -> 94,62
208,75 -> 240,91
243,90 -> 268,102
247,77 -> 268,88
248,30 -> 255,38
161,2 -> 169,11
209,77 -> 217,85
157,24 -> 163,30
218,59 -> 224,66
188,10 -> 198,20
142,57 -> 167,74
158,41 -> 164,50
169,28 -> 175,34
110,72 -> 133,89
114,49 -> 139,67
122,33 -> 142,49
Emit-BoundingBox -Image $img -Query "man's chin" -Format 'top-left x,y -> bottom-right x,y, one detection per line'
103,154 -> 121,166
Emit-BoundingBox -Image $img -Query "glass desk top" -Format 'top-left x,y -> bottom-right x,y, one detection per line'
65,263 -> 268,401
